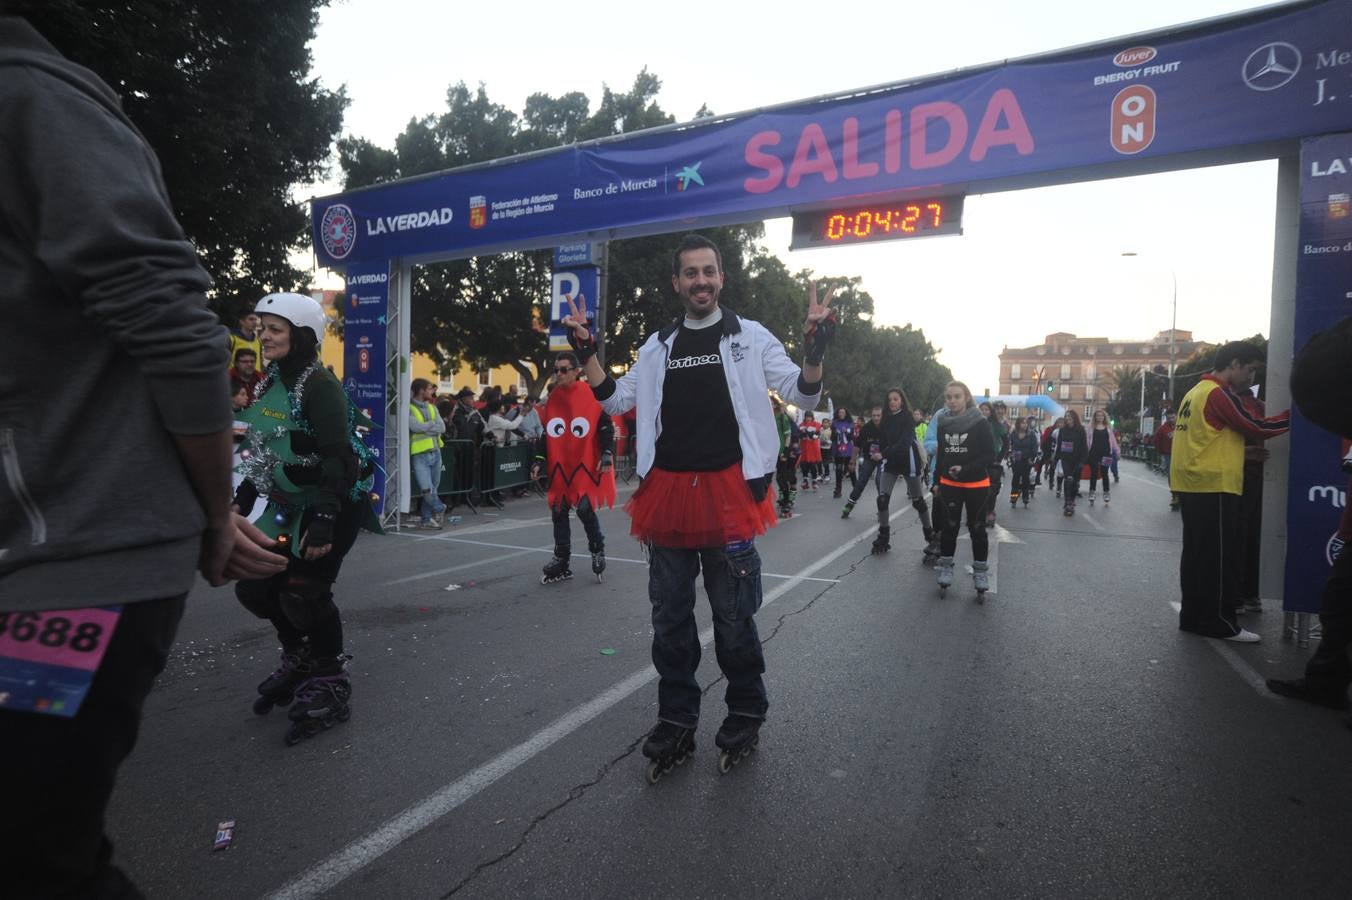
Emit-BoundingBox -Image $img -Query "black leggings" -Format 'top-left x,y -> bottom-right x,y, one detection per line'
776,454 -> 797,504
833,457 -> 856,494
1011,462 -> 1032,499
939,483 -> 989,561
1088,461 -> 1112,492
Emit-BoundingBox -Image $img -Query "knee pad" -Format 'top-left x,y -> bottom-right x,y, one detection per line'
235,580 -> 276,620
279,578 -> 338,632
876,493 -> 890,512
912,496 -> 929,515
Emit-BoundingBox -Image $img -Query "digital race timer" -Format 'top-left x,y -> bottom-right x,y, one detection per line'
790,195 -> 964,249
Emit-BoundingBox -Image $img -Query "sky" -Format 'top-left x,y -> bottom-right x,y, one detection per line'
304,0 -> 1286,389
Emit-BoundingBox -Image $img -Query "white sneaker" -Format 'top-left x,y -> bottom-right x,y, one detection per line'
1224,629 -> 1261,643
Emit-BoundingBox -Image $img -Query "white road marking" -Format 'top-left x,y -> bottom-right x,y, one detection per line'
387,532 -> 840,584
383,547 -> 545,585
1120,468 -> 1173,494
1080,511 -> 1107,533
1167,601 -> 1276,698
263,510 -> 904,899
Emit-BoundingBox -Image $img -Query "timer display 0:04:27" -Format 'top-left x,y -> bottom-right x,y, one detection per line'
825,203 -> 943,240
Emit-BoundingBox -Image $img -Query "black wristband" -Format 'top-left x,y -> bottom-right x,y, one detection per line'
567,327 -> 597,364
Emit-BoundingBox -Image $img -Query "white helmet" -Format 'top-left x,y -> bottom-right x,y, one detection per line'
255,292 -> 327,346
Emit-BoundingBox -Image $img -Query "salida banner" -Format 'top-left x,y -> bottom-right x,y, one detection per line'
341,261 -> 390,516
1285,131 -> 1352,614
313,1 -> 1352,267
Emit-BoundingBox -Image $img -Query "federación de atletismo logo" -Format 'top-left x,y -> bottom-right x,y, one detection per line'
675,162 -> 704,191
320,203 -> 357,259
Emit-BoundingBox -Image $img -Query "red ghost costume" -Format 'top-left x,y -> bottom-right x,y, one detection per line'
543,379 -> 616,511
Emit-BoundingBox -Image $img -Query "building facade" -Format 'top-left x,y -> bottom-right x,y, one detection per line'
997,330 -> 1203,423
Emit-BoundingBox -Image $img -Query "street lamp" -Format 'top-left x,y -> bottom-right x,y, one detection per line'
1121,252 -> 1178,406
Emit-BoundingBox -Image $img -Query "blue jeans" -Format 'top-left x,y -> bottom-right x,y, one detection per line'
551,496 -> 603,551
411,450 -> 446,520
648,542 -> 768,727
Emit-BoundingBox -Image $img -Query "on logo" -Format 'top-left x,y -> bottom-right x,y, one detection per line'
1111,85 -> 1156,155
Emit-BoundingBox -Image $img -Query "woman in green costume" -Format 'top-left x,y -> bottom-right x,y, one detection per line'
232,292 -> 376,745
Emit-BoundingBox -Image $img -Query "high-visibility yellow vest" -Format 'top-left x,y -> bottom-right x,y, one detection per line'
1170,378 -> 1245,495
410,402 -> 442,455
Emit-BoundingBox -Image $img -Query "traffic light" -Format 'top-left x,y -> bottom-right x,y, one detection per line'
1045,380 -> 1055,394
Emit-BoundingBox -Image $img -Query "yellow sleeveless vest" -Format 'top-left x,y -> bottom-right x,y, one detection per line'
1169,378 -> 1244,495
410,402 -> 441,455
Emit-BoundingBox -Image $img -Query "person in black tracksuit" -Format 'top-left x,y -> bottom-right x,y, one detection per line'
845,389 -> 931,554
1055,409 -> 1088,515
842,406 -> 884,517
1008,418 -> 1039,507
935,381 -> 996,593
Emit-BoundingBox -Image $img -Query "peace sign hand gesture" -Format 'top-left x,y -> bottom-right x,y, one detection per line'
559,293 -> 598,364
803,281 -> 838,366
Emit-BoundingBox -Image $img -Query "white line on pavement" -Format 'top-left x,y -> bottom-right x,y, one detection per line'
383,547 -> 546,586
387,532 -> 840,584
1167,600 -> 1276,698
1120,468 -> 1172,494
1080,511 -> 1107,533
263,510 -> 904,900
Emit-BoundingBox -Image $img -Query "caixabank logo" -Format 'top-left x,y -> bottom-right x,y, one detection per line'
320,203 -> 357,260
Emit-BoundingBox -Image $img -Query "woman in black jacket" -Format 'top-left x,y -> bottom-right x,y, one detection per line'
1008,417 -> 1041,507
935,381 -> 996,596
857,387 -> 932,554
1054,409 -> 1088,516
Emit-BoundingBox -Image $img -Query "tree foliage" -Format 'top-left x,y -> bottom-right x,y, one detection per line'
11,1 -> 348,317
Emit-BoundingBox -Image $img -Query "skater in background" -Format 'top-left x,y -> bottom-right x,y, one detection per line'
1086,409 -> 1119,506
232,292 -> 378,744
842,405 -> 884,518
799,410 -> 823,491
1008,417 -> 1039,508
1042,416 -> 1063,490
562,235 -> 834,779
774,399 -> 800,517
934,382 -> 995,595
532,351 -> 615,584
979,400 -> 1010,526
830,405 -> 857,498
869,387 -> 932,555
1055,410 -> 1088,516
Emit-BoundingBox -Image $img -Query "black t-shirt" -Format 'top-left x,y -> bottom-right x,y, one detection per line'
654,323 -> 741,472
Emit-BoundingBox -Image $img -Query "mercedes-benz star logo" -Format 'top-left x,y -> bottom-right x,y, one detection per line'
1242,41 -> 1301,92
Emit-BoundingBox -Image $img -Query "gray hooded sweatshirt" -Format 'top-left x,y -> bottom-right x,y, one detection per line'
0,18 -> 229,612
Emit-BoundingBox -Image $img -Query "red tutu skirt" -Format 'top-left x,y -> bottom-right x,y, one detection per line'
626,464 -> 777,548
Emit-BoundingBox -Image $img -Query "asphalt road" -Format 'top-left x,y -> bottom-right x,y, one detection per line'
108,461 -> 1352,899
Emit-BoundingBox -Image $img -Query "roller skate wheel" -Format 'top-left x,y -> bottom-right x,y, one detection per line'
645,760 -> 664,784
718,752 -> 733,775
595,572 -> 604,583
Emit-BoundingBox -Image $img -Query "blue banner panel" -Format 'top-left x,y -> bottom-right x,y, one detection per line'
341,262 -> 390,516
549,265 -> 599,352
313,1 -> 1352,267
1285,131 -> 1352,613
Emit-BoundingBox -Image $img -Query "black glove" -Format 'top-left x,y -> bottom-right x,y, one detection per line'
747,474 -> 771,503
599,451 -> 613,473
232,479 -> 259,514
304,509 -> 337,547
803,309 -> 838,366
567,322 -> 598,365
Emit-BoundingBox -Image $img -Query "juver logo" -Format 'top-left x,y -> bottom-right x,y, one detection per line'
320,203 -> 357,260
1242,42 -> 1301,92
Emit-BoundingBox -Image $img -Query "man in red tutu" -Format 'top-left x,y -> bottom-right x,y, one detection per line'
561,234 -> 835,778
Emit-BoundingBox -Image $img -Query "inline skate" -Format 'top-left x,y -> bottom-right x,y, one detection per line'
253,645 -> 310,715
589,539 -> 606,582
541,549 -> 573,585
714,714 -> 761,775
642,721 -> 696,784
284,656 -> 351,746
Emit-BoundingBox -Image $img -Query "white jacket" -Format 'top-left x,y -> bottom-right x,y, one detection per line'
595,310 -> 822,480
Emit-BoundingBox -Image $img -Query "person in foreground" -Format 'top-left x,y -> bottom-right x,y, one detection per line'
562,234 -> 834,781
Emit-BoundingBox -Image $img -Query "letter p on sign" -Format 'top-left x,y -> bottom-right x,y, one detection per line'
1111,85 -> 1156,155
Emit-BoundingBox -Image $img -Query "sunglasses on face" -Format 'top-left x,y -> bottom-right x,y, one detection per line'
555,366 -> 573,374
